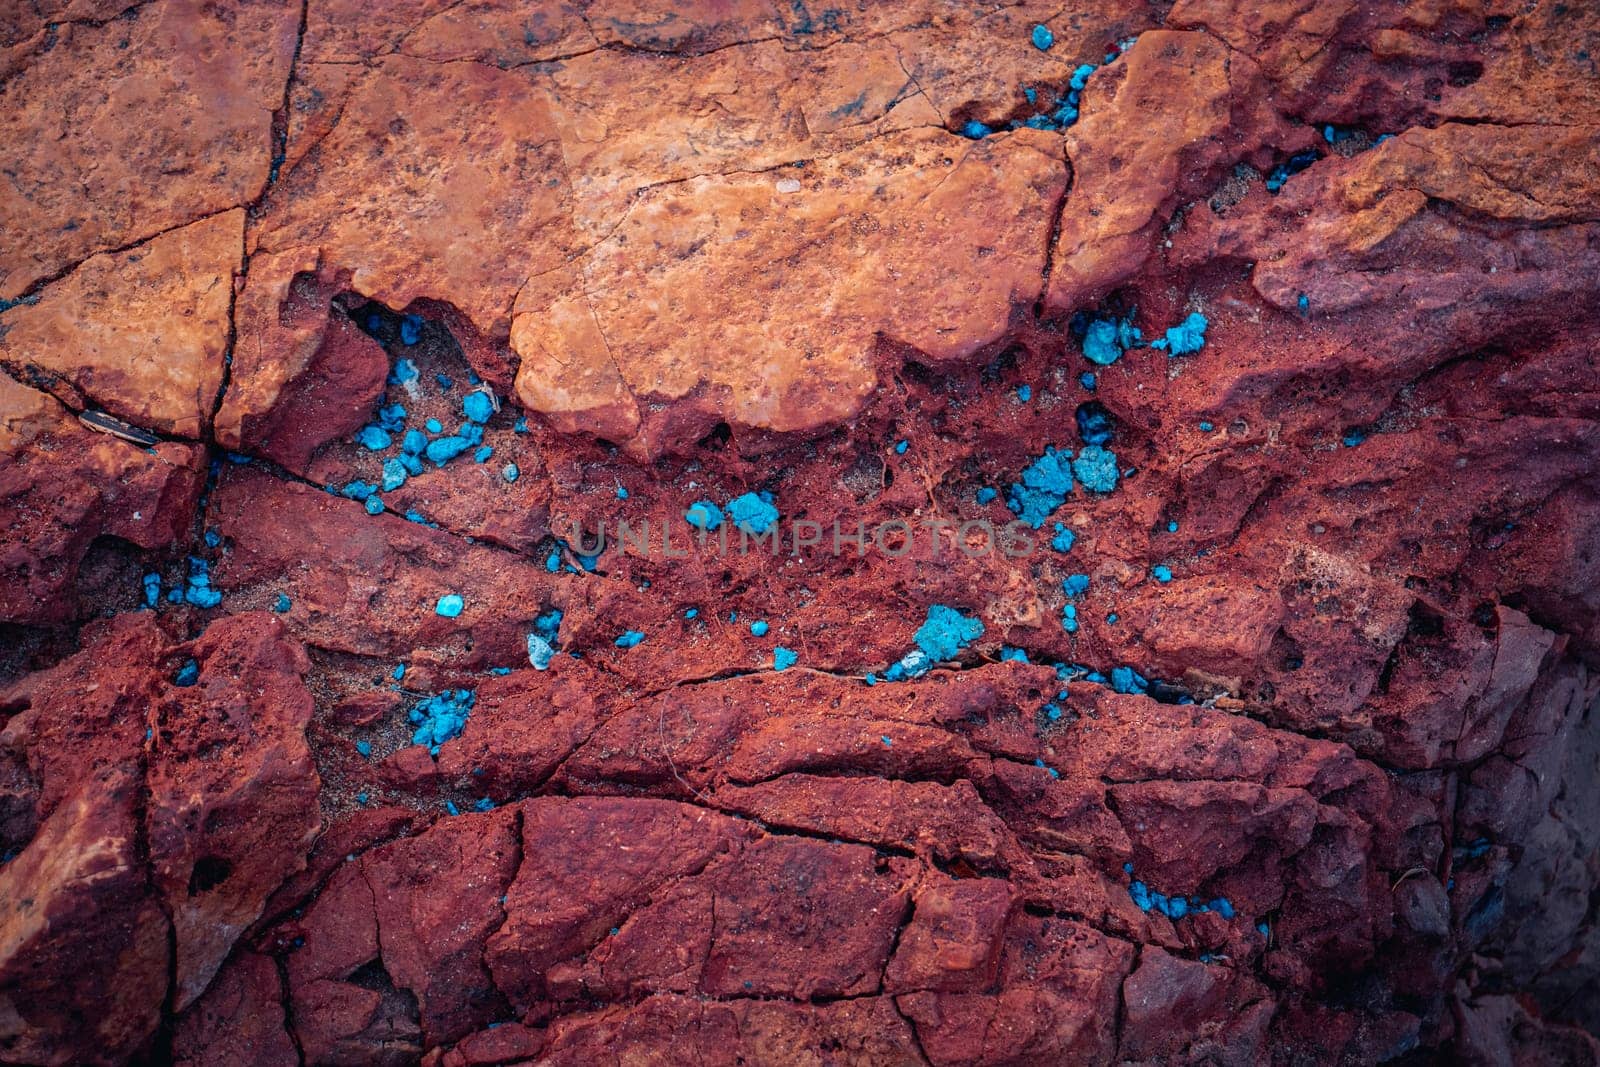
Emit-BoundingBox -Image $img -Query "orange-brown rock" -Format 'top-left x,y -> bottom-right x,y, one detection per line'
0,210 -> 241,437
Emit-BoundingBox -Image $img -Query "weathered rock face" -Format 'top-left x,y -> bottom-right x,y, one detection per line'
3,0 -> 1600,1064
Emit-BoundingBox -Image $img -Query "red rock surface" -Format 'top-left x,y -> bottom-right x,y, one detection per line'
2,1 -> 1599,1064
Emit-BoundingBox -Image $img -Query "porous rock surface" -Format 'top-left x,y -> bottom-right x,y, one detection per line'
2,1 -> 1599,1064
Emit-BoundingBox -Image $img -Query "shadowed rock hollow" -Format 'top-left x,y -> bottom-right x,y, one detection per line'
2,1 -> 1599,1064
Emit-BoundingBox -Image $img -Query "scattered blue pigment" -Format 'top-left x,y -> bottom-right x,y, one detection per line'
959,120 -> 992,139
381,459 -> 408,492
183,558 -> 223,608
393,664 -> 406,681
1030,23 -> 1054,50
1075,401 -> 1115,445
473,445 -> 493,463
409,688 -> 476,754
545,550 -> 561,573
356,792 -> 369,805
1167,520 -> 1180,533
615,630 -> 645,648
726,491 -> 779,534
1080,372 -> 1097,390
1081,315 -> 1141,365
1152,565 -> 1173,583
174,659 -> 200,687
274,593 -> 292,613
881,735 -> 893,747
1000,647 -> 1029,663
616,486 -> 629,499
405,510 -> 434,526
390,358 -> 419,384
1265,150 -> 1320,193
1126,872 -> 1237,923
1150,312 -> 1209,356
463,390 -> 495,424
1072,444 -> 1119,493
1045,703 -> 1063,721
976,487 -> 999,505
1198,420 -> 1214,432
894,439 -> 909,454
503,463 -> 519,483
685,608 -> 698,619
1062,604 -> 1079,633
1034,757 -> 1060,779
142,573 -> 162,609
364,495 -> 385,516
685,500 -> 724,530
1016,384 -> 1032,402
750,620 -> 770,637
377,403 -> 406,431
355,424 -> 391,451
435,594 -> 464,618
1297,293 -> 1310,312
473,798 -> 495,812
1106,612 -> 1119,624
1051,524 -> 1076,552
1063,573 -> 1091,597
1342,427 -> 1368,447
355,740 -> 372,757
425,417 -> 444,434
435,373 -> 454,390
773,646 -> 798,671
914,604 -> 985,661
400,314 -> 424,345
445,800 -> 460,816
514,415 -> 528,432
1007,447 -> 1074,527
490,667 -> 511,675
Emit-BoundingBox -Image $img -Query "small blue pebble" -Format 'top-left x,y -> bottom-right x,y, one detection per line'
473,445 -> 493,463
976,487 -> 999,504
435,594 -> 464,617
425,418 -> 443,434
685,608 -> 698,619
546,550 -> 561,573
204,529 -> 220,548
364,494 -> 384,516
1030,24 -> 1054,50
174,659 -> 200,687
685,500 -> 723,531
400,314 -> 423,345
356,792 -> 369,805
1152,565 -> 1173,583
445,800 -> 460,816
1106,613 -> 1119,624
773,646 -> 798,671
503,463 -> 519,483
864,673 -> 878,686
959,120 -> 991,139
473,798 -> 495,812
726,492 -> 779,534
1167,520 -> 1179,533
750,620 -> 769,637
393,664 -> 405,681
391,358 -> 419,383
1297,292 -> 1310,312
616,486 -> 628,499
615,630 -> 645,648
274,593 -> 291,613
1080,372 -> 1096,390
1051,523 -> 1076,553
435,373 -> 454,389
402,429 -> 427,454
1016,384 -> 1031,402
381,458 -> 408,492
1064,573 -> 1090,597
463,391 -> 495,424
356,740 -> 372,757
881,735 -> 893,747
1198,420 -> 1214,432
1062,604 -> 1079,633
894,439 -> 909,454
355,425 -> 392,451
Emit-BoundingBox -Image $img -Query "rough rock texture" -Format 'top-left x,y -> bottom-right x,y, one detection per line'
3,0 -> 1600,1064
